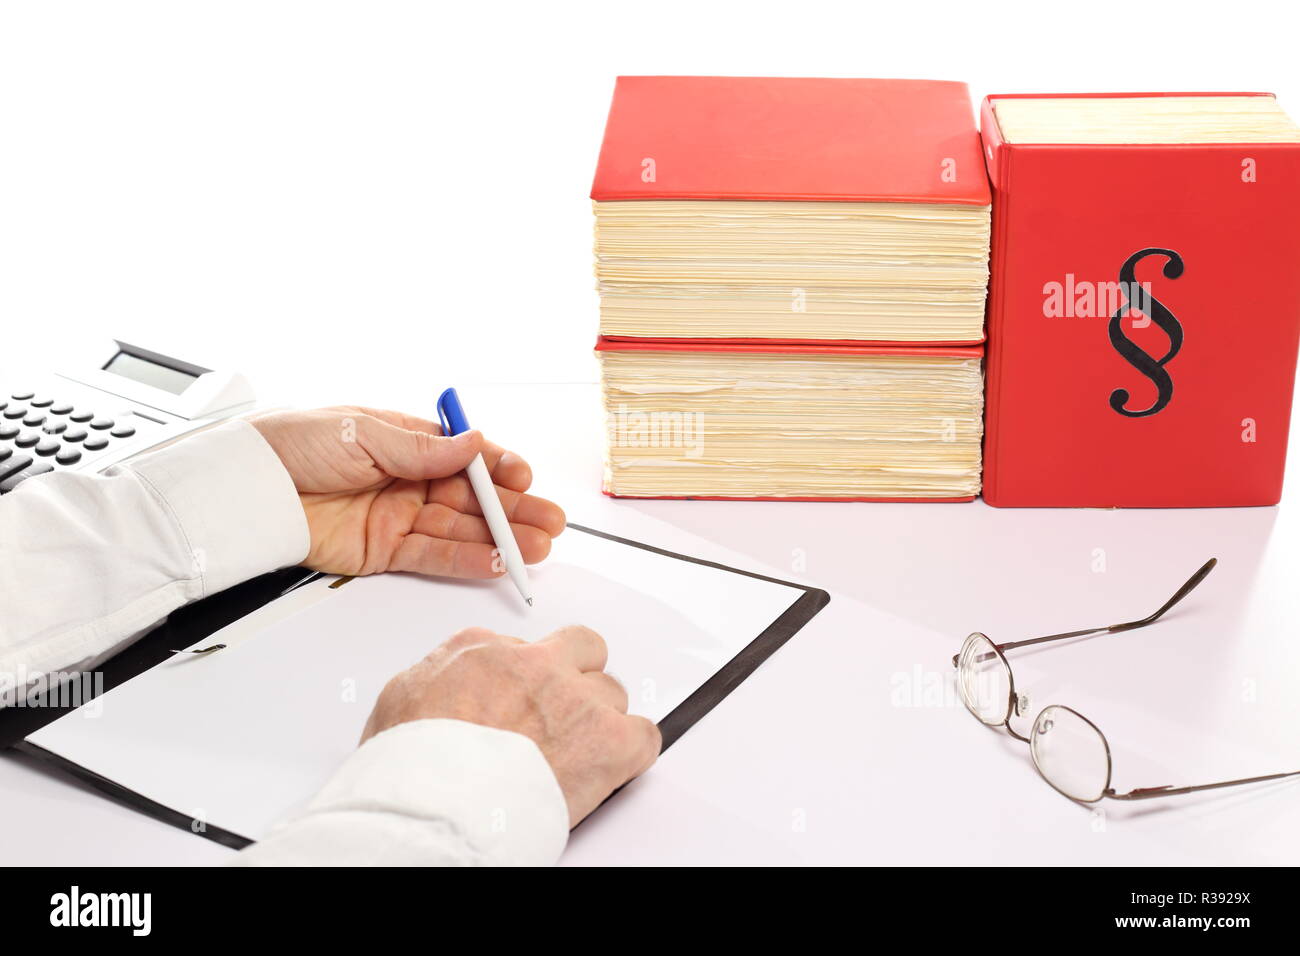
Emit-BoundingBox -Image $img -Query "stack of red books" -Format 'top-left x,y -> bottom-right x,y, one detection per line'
591,76 -> 993,500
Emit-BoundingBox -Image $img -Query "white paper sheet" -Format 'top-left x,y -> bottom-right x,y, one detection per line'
28,527 -> 806,840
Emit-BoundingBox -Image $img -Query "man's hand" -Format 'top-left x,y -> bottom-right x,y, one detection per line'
250,407 -> 565,578
362,625 -> 661,826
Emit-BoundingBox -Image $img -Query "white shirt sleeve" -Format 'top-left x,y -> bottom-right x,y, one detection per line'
0,420 -> 569,866
0,420 -> 309,683
230,718 -> 569,867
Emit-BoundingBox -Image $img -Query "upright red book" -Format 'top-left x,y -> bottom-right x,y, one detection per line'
980,92 -> 1300,507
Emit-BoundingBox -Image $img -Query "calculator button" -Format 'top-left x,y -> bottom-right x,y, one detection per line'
14,431 -> 39,448
110,424 -> 136,439
3,406 -> 26,419
50,401 -> 74,415
0,460 -> 52,492
0,423 -> 17,440
69,409 -> 95,423
84,435 -> 110,451
42,421 -> 67,435
63,427 -> 88,442
90,418 -> 115,430
22,412 -> 47,428
34,438 -> 60,457
0,446 -> 10,462
10,391 -> 34,401
29,396 -> 53,408
0,454 -> 33,482
55,447 -> 83,466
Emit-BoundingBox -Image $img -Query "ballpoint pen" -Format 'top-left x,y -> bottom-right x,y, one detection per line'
437,387 -> 533,606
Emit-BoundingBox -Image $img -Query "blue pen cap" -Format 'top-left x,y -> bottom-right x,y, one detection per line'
436,387 -> 472,436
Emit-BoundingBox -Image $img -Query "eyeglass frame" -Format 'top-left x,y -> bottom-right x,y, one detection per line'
953,558 -> 1300,803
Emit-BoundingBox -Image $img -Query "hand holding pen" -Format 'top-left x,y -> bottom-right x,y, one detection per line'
250,404 -> 565,583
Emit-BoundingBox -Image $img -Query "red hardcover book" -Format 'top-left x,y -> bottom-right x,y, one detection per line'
590,76 -> 991,348
980,92 -> 1300,507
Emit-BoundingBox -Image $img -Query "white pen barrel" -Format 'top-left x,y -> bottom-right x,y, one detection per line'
465,453 -> 532,600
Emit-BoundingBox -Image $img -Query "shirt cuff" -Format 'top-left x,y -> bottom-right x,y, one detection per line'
292,718 -> 569,866
115,420 -> 310,596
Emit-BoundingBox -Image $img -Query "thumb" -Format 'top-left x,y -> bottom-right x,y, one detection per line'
359,417 -> 484,480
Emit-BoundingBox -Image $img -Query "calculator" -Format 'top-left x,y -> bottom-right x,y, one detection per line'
0,340 -> 256,494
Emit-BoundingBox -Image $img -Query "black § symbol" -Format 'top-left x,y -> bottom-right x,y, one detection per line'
1108,248 -> 1184,418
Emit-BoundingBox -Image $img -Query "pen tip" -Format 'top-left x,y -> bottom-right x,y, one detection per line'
526,597 -> 534,607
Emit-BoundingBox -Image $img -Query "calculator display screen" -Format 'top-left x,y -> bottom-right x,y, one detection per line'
103,351 -> 199,395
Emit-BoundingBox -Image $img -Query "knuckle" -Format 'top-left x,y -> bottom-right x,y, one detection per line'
413,428 -> 438,456
622,714 -> 659,750
557,624 -> 608,658
627,719 -> 661,771
600,673 -> 629,707
606,708 -> 637,740
571,624 -> 607,648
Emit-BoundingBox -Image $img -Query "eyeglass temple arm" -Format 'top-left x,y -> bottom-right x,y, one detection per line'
1107,768 -> 1300,800
995,558 -> 1217,654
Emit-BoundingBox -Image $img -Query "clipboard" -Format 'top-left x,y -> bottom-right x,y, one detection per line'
7,523 -> 829,849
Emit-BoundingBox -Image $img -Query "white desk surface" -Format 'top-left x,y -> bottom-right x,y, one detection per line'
3,381 -> 1298,866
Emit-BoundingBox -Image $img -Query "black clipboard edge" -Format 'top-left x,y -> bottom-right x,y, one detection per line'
11,523 -> 829,851
658,586 -> 828,752
564,523 -> 830,752
12,740 -> 254,849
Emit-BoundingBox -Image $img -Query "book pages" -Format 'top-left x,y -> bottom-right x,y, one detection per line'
595,200 -> 991,342
599,349 -> 983,498
993,95 -> 1300,144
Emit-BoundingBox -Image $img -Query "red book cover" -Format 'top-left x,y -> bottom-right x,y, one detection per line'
590,75 -> 991,205
980,92 -> 1300,507
595,338 -> 983,359
595,337 -> 983,502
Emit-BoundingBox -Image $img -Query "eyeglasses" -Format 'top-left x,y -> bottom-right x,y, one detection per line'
954,558 -> 1300,803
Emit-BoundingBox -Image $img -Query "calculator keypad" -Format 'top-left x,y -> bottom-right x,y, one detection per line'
0,387 -> 158,494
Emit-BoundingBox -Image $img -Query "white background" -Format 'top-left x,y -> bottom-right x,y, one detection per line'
2,1 -> 1299,866
2,0 -> 1297,398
